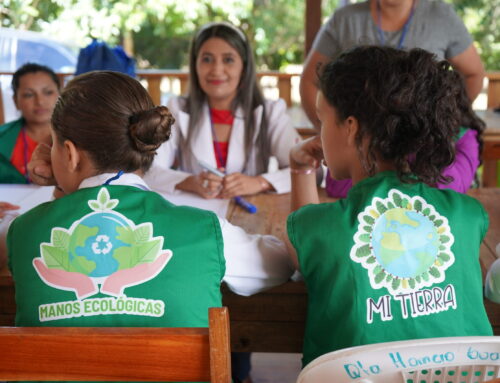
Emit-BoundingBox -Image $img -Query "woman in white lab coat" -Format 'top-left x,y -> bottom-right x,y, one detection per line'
145,22 -> 300,198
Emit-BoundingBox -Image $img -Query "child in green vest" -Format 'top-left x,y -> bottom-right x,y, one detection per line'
287,46 -> 493,367
5,71 -> 292,333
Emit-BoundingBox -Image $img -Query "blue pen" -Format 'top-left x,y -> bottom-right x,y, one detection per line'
198,160 -> 258,214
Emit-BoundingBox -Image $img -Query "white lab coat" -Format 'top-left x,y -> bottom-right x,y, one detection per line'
144,97 -> 300,194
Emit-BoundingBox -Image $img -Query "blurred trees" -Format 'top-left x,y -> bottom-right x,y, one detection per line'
0,0 -> 498,70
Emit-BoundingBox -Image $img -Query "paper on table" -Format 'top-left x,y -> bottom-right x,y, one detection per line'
0,184 -> 54,214
161,191 -> 230,218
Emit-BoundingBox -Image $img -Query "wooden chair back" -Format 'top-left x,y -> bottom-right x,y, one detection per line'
0,306 -> 231,382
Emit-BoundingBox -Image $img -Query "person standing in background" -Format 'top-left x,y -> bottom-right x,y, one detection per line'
300,0 -> 484,130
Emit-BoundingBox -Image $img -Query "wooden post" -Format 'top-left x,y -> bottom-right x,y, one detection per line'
305,0 -> 322,55
146,77 -> 162,106
482,138 -> 500,187
487,72 -> 500,109
278,76 -> 292,107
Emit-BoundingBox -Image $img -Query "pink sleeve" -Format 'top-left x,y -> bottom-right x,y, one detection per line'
438,129 -> 479,193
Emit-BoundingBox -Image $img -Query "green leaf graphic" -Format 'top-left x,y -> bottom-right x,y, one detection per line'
51,229 -> 70,250
89,201 -> 100,210
392,278 -> 401,290
429,267 -> 440,278
355,244 -> 371,258
409,278 -> 416,289
98,188 -> 109,205
374,271 -> 386,284
363,225 -> 373,233
415,276 -> 421,283
422,208 -> 431,216
429,215 -> 436,221
422,272 -> 429,281
414,200 -> 422,212
376,201 -> 387,214
402,198 -> 409,208
41,244 -> 69,270
359,233 -> 371,243
134,223 -> 152,244
363,215 -> 375,225
438,252 -> 450,262
392,193 -> 402,207
373,265 -> 382,275
440,235 -> 451,244
366,256 -> 376,264
386,274 -> 393,282
387,202 -> 395,209
134,239 -> 162,265
105,200 -> 118,210
116,226 -> 134,246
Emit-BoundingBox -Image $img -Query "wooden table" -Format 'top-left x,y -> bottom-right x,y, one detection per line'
1,189 -> 499,353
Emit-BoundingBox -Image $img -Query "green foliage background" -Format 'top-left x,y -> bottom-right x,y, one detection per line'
0,0 -> 498,70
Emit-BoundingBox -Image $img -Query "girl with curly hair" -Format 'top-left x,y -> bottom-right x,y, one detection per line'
287,46 -> 492,367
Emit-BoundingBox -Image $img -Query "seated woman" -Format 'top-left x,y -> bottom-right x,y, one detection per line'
287,46 -> 492,367
145,22 -> 300,198
0,63 -> 60,183
5,72 -> 293,337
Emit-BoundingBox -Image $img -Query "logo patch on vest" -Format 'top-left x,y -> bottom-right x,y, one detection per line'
350,189 -> 456,323
33,188 -> 172,322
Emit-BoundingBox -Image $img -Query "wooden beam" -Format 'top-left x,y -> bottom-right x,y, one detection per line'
305,0 -> 322,55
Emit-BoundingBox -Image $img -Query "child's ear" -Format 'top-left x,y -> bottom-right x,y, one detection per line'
63,140 -> 81,172
345,116 -> 359,146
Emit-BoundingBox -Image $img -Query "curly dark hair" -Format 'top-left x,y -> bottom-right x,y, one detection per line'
318,46 -> 463,186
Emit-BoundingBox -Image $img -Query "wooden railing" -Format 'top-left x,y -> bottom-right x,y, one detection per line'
0,71 -> 499,126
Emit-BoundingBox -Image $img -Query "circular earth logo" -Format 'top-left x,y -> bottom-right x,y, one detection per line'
350,189 -> 455,293
69,212 -> 131,277
371,208 -> 439,279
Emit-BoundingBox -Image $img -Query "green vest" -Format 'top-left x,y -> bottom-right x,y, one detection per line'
8,185 -> 225,329
288,171 -> 493,367
0,118 -> 28,184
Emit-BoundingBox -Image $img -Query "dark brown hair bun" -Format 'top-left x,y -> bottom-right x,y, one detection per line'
129,106 -> 175,154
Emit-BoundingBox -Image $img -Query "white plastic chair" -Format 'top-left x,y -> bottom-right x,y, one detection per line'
297,337 -> 500,383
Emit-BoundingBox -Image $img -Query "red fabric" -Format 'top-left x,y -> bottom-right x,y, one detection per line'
213,141 -> 229,169
210,108 -> 234,125
11,129 -> 37,177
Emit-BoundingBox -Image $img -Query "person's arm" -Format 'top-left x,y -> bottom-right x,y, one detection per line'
448,44 -> 485,102
219,217 -> 294,296
300,50 -> 330,130
289,136 -> 323,211
437,129 -> 479,193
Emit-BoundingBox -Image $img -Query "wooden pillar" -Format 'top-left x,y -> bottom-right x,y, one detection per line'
487,72 -> 500,108
147,77 -> 162,106
482,138 -> 500,187
278,76 -> 292,107
305,0 -> 322,55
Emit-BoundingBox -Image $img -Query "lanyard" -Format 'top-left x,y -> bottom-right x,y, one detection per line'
103,170 -> 124,185
21,126 -> 31,183
376,0 -> 416,50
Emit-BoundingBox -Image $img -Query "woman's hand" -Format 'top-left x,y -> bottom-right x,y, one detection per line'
221,174 -> 269,198
289,135 -> 324,170
28,143 -> 56,186
175,172 -> 223,199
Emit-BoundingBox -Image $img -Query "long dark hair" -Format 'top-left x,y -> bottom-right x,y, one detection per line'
182,21 -> 269,173
52,71 -> 174,173
319,46 -> 462,186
